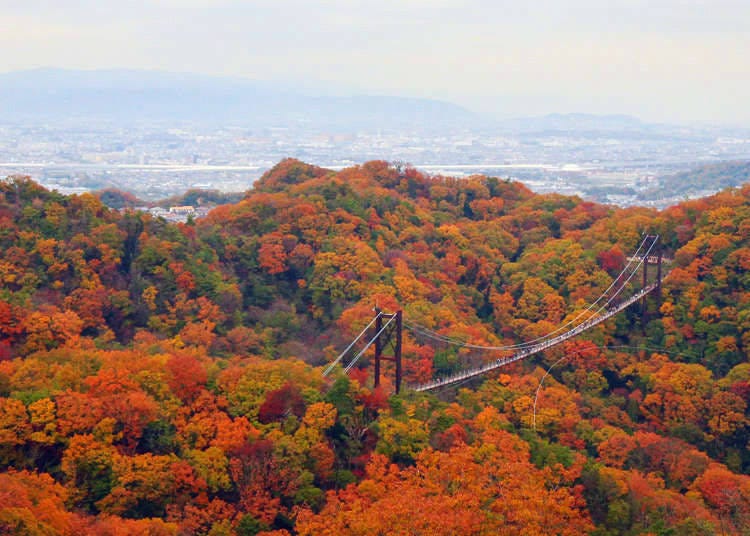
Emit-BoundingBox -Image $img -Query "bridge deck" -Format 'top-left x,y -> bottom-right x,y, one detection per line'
409,282 -> 659,392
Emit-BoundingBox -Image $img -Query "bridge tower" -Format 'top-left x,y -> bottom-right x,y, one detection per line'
373,309 -> 403,393
641,235 -> 664,328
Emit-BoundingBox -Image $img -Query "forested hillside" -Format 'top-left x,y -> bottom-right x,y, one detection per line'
639,160 -> 750,201
1,159 -> 749,535
94,188 -> 245,211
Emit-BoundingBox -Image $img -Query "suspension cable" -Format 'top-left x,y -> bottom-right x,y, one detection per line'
404,235 -> 659,353
344,314 -> 398,373
323,312 -> 382,376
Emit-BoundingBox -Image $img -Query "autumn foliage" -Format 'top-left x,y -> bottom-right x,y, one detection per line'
1,162 -> 750,534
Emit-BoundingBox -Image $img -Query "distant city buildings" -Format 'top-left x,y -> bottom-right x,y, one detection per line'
127,205 -> 212,223
1,119 -> 750,208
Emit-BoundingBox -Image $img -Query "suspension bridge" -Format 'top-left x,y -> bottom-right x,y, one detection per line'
323,234 -> 669,393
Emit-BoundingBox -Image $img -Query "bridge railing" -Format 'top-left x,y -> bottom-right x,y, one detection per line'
409,283 -> 658,392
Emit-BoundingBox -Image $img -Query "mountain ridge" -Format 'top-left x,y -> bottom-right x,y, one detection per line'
0,68 -> 474,127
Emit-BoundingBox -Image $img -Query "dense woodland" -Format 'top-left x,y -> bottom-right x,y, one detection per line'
1,159 -> 749,535
95,188 -> 245,210
638,160 -> 750,201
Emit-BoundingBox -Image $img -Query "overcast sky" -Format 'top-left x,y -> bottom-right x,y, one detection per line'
2,0 -> 749,122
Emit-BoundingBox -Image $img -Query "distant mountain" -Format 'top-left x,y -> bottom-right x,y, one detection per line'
0,68 -> 474,129
639,160 -> 750,201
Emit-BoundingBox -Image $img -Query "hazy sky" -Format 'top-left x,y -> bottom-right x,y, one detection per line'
2,0 -> 749,122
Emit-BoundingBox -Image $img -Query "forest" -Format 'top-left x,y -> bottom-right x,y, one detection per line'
638,160 -> 750,202
1,158 -> 749,535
